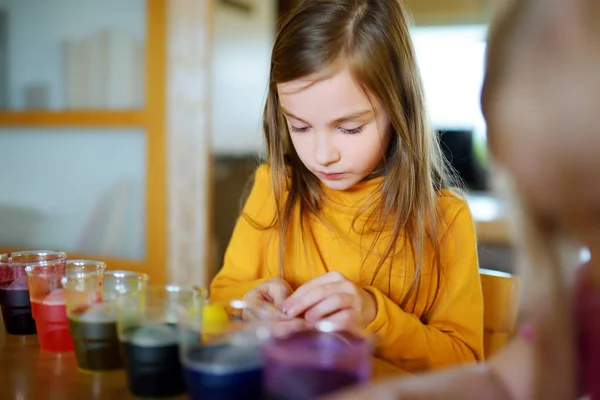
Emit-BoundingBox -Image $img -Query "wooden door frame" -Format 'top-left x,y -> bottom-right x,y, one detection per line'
165,0 -> 214,288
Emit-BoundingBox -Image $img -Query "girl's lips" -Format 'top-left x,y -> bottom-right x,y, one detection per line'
319,172 -> 345,180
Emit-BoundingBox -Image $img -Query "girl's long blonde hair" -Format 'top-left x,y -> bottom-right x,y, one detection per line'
252,0 -> 456,317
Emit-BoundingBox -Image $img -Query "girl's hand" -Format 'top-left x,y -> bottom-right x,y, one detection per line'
242,277 -> 293,322
281,271 -> 377,329
242,278 -> 307,337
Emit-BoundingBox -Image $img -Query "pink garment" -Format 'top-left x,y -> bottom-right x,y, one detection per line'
516,265 -> 599,399
517,323 -> 534,343
574,266 -> 600,400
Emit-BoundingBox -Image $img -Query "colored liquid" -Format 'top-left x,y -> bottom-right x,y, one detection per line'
68,318 -> 122,371
121,329 -> 186,398
183,344 -> 263,400
262,330 -> 369,399
265,366 -> 360,400
31,300 -> 74,352
0,288 -> 36,335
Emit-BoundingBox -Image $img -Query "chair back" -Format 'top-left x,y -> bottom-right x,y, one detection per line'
480,268 -> 521,358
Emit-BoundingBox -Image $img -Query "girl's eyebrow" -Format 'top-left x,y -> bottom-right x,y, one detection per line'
281,108 -> 374,126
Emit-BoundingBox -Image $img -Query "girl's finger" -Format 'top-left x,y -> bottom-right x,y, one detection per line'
283,271 -> 346,309
304,292 -> 356,323
243,297 -> 291,322
268,281 -> 293,307
319,309 -> 358,330
270,318 -> 308,338
241,304 -> 259,321
257,301 -> 293,321
283,281 -> 345,317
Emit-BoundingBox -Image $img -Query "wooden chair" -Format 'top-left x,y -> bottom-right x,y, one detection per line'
480,268 -> 521,358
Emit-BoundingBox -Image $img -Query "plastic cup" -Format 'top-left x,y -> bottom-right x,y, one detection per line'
103,270 -> 149,302
261,321 -> 373,400
0,251 -> 66,335
25,254 -> 73,352
116,284 -> 202,398
68,270 -> 148,371
62,260 -> 114,372
178,300 -> 264,400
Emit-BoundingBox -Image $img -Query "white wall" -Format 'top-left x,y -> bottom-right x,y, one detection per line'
411,25 -> 488,142
210,0 -> 275,155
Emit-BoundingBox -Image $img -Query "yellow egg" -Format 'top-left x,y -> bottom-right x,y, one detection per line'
202,303 -> 228,334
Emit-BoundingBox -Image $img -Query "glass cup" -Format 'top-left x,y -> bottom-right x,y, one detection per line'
179,300 -> 264,400
116,284 -> 202,398
67,270 -> 148,372
0,251 -> 66,335
62,260 -> 111,371
261,321 -> 373,400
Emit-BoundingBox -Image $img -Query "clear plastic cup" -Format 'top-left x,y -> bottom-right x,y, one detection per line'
178,300 -> 264,400
0,250 -> 66,335
261,321 -> 373,400
64,269 -> 147,370
116,284 -> 202,398
24,253 -> 73,352
62,260 -> 112,371
102,270 -> 149,302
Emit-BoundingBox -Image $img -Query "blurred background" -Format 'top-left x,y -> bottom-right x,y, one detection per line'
0,0 -> 511,287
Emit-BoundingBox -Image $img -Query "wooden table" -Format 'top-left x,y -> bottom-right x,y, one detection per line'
0,319 -> 186,399
0,194 -> 510,399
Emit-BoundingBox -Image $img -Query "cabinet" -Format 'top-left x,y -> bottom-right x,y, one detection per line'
0,0 -> 214,286
0,0 -> 177,284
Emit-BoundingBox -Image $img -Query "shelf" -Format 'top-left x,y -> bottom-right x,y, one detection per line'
0,111 -> 145,127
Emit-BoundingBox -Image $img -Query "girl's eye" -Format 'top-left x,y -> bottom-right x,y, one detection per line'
339,125 -> 365,135
289,125 -> 310,133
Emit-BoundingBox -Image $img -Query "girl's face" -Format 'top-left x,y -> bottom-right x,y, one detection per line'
488,5 -> 600,241
277,68 -> 391,191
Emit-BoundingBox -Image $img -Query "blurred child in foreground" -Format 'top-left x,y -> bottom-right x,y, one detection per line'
327,0 -> 600,398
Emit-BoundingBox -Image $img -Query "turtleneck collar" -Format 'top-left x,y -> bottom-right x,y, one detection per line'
320,175 -> 384,212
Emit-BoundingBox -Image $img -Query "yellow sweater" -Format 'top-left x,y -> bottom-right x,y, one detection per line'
210,164 -> 484,375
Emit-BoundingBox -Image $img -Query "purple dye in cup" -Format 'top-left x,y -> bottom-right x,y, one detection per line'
262,329 -> 371,400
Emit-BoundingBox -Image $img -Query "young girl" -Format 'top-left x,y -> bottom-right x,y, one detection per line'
210,0 -> 483,375
327,0 -> 600,398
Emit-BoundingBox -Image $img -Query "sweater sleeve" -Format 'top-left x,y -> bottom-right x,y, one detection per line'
363,198 -> 484,372
209,164 -> 279,314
